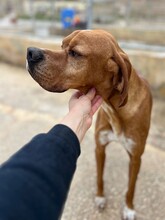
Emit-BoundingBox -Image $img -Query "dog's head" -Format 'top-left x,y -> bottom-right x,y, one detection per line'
27,30 -> 132,107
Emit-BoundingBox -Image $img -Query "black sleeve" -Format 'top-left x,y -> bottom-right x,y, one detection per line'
0,124 -> 80,220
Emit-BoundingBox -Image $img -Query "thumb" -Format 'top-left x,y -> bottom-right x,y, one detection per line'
85,88 -> 96,100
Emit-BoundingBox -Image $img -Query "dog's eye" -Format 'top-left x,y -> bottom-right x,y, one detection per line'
68,50 -> 81,58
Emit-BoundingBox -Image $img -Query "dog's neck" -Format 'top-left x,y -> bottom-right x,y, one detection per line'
103,69 -> 145,113
97,69 -> 137,110
95,82 -> 122,110
76,69 -> 142,111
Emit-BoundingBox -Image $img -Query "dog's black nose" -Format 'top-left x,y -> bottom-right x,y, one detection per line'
27,47 -> 44,63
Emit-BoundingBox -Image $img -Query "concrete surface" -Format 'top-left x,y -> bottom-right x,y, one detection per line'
0,62 -> 165,220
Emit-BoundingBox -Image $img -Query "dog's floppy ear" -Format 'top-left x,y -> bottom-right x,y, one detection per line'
62,30 -> 81,48
111,43 -> 132,107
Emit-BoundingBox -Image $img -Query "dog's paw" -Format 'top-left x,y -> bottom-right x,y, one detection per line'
122,206 -> 136,220
95,196 -> 106,210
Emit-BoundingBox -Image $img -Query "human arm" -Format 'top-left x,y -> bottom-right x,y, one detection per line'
0,88 -> 102,220
0,125 -> 80,220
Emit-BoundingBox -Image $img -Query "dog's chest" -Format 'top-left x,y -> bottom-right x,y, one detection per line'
99,102 -> 135,153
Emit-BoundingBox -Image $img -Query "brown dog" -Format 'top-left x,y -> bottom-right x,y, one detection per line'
27,30 -> 152,220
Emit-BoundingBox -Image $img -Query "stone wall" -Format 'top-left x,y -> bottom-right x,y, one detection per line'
0,34 -> 60,67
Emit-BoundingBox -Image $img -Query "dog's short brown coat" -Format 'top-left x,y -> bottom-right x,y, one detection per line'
27,30 -> 152,219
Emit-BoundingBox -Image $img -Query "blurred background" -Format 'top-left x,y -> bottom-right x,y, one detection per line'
0,0 -> 165,34
0,1 -> 165,220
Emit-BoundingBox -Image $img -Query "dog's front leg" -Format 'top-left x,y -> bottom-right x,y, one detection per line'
94,110 -> 111,210
123,152 -> 142,220
95,140 -> 107,210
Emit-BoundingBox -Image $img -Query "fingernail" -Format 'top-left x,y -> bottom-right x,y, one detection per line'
90,87 -> 96,93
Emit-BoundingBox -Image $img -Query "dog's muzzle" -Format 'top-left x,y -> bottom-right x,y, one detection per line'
26,47 -> 44,73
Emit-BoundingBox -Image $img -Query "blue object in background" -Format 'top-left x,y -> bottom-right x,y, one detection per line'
61,8 -> 75,29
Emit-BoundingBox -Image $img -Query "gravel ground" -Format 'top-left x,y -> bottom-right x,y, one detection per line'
0,62 -> 165,220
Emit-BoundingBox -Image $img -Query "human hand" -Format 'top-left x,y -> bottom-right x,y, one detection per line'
69,88 -> 103,130
60,88 -> 103,142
